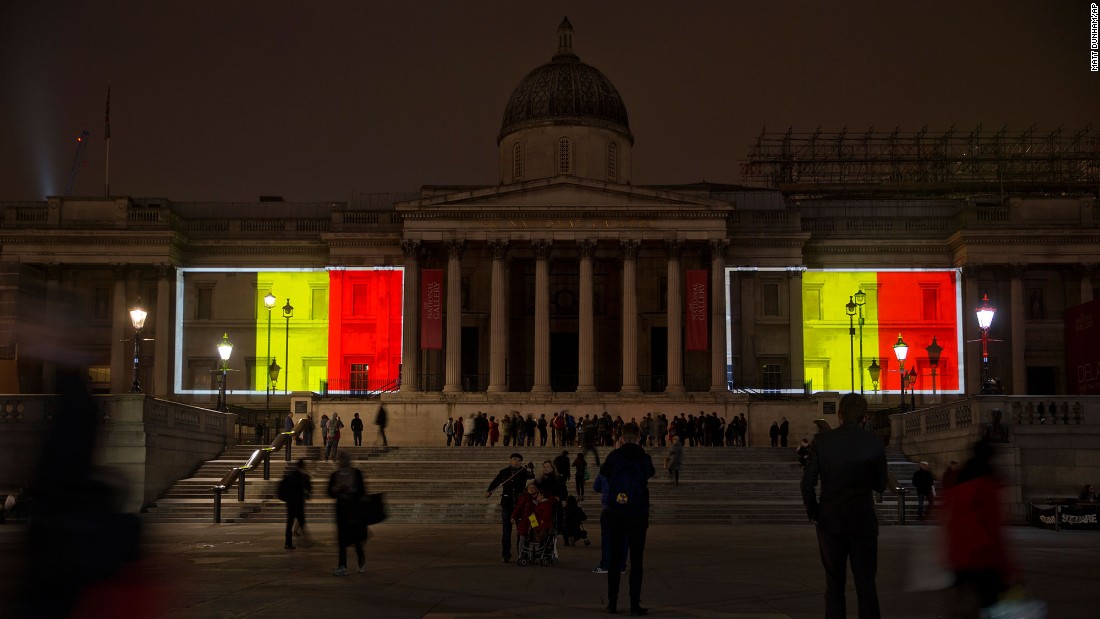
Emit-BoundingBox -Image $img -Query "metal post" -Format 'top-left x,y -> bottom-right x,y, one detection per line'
213,487 -> 223,523
285,436 -> 292,462
896,487 -> 907,525
238,469 -> 246,501
130,327 -> 142,392
263,450 -> 271,480
899,361 -> 906,411
857,305 -> 864,394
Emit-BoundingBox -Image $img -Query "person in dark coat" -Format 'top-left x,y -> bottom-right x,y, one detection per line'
350,413 -> 364,446
600,422 -> 656,616
912,461 -> 936,520
779,417 -> 790,447
769,421 -> 780,447
375,405 -> 388,446
485,452 -> 534,562
328,452 -> 367,575
281,459 -> 311,549
801,393 -> 888,619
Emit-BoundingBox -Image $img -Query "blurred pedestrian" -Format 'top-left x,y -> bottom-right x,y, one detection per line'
375,405 -> 389,446
912,462 -> 935,521
279,459 -> 311,549
328,452 -> 367,575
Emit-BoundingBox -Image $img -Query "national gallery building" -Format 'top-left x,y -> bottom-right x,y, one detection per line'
2,20 -> 1097,441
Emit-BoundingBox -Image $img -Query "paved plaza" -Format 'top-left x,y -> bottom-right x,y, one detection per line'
1,521 -> 1095,618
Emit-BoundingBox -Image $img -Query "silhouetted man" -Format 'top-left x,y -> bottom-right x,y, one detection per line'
601,422 -> 656,615
485,453 -> 533,562
801,393 -> 888,619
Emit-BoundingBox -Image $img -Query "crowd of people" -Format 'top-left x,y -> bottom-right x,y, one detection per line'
441,410 -> 799,449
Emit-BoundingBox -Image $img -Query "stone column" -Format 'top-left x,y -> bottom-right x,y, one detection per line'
109,266 -> 128,393
577,239 -> 596,392
400,240 -> 420,392
709,241 -> 729,392
488,240 -> 509,392
1009,264 -> 1026,395
442,240 -> 465,393
665,240 -> 684,393
153,265 -> 174,396
1082,264 -> 1095,303
962,265 -> 981,394
42,265 -> 62,392
620,240 -> 641,393
787,266 -> 805,392
532,240 -> 552,392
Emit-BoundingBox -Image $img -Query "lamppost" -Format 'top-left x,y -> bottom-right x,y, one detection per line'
893,334 -> 908,411
975,293 -> 997,394
867,358 -> 881,394
845,295 -> 857,392
282,299 -> 294,394
128,302 -> 147,393
263,292 -> 276,427
216,332 -> 233,412
908,367 -> 918,410
925,336 -> 943,397
854,288 -> 867,393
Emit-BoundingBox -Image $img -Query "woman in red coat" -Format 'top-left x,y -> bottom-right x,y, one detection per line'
489,416 -> 500,447
942,440 -> 1013,612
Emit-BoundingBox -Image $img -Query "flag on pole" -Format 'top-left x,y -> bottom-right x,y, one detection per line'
104,85 -> 111,140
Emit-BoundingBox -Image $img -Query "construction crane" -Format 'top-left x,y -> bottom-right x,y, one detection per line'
64,130 -> 90,196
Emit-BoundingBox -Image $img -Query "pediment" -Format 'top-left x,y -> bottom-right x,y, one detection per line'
397,178 -> 733,213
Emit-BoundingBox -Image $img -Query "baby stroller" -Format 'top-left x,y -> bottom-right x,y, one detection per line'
517,525 -> 558,566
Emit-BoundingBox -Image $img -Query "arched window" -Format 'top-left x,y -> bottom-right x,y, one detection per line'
558,137 -> 572,175
512,142 -> 524,182
606,141 -> 618,181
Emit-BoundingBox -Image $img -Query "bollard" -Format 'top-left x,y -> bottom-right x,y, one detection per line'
238,469 -> 246,501
263,450 -> 271,480
896,487 -> 907,525
213,487 -> 223,523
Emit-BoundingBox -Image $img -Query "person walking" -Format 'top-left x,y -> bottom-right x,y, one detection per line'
375,405 -> 389,446
485,452 -> 534,562
801,393 -> 888,619
667,435 -> 683,487
350,413 -> 364,447
328,452 -> 367,575
912,461 -> 936,521
600,422 -> 655,616
279,459 -> 311,549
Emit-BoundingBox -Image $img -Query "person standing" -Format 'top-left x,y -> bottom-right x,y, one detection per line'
279,459 -> 311,549
453,415 -> 464,447
320,414 -> 330,448
573,452 -> 588,500
350,412 -> 364,447
375,405 -> 389,446
769,421 -> 780,447
328,452 -> 367,575
667,435 -> 683,486
796,438 -> 810,468
600,422 -> 655,616
779,417 -> 790,447
738,413 -> 748,446
304,415 -> 315,446
443,417 -> 454,446
485,452 -> 534,562
325,415 -> 342,462
538,414 -> 548,446
912,461 -> 936,521
489,416 -> 500,447
284,412 -> 295,434
801,393 -> 888,619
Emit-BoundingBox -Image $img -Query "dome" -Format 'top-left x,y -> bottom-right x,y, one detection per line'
498,18 -> 632,144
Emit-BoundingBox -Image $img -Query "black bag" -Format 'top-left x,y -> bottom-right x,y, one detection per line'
363,492 -> 387,525
276,476 -> 290,502
607,458 -> 648,514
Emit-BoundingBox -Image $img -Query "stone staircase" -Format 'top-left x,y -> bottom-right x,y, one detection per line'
142,443 -> 930,525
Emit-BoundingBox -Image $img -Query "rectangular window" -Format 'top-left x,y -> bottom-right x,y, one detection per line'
762,283 -> 780,316
197,287 -> 213,320
352,284 -> 369,316
94,287 -> 110,320
312,288 -> 328,320
762,363 -> 783,391
805,288 -> 821,321
921,288 -> 938,321
350,363 -> 370,393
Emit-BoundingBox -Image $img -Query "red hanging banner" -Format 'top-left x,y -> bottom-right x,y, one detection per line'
685,269 -> 708,350
421,269 -> 443,350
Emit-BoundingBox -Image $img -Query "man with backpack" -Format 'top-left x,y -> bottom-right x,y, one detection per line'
278,459 -> 311,550
599,422 -> 655,616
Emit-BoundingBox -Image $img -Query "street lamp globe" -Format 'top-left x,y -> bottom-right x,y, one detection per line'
269,357 -> 281,387
853,288 -> 867,308
129,305 -> 148,330
892,334 -> 908,363
867,358 -> 881,392
264,291 -> 277,310
217,332 -> 233,364
975,293 -> 996,330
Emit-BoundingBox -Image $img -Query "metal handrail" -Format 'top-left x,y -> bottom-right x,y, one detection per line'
211,417 -> 308,523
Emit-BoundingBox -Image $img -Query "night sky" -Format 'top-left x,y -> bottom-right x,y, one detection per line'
1,1 -> 1096,202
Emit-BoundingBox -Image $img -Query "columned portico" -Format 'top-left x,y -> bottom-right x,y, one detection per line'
443,240 -> 465,393
400,240 -> 421,392
487,240 -> 509,392
577,239 -> 596,392
665,240 -> 684,393
620,240 -> 641,393
532,240 -> 552,392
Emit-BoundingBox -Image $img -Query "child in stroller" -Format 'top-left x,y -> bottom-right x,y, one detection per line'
516,482 -> 559,566
560,494 -> 590,547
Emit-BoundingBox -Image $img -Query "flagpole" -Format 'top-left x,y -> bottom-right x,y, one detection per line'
104,84 -> 111,196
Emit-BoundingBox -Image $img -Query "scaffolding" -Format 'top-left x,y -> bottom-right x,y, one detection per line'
740,125 -> 1100,190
